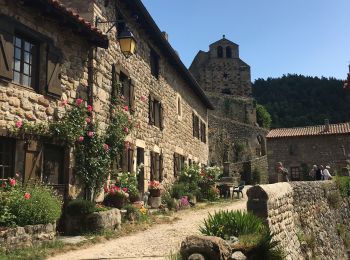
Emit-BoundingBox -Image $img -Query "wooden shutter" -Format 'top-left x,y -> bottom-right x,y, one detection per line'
128,148 -> 134,173
129,79 -> 135,113
154,153 -> 160,181
160,103 -> 164,130
192,112 -> 195,137
122,148 -> 128,172
149,95 -> 155,125
111,64 -> 117,104
174,153 -> 179,177
0,24 -> 13,80
159,153 -> 164,182
150,151 -> 155,181
46,45 -> 62,97
24,141 -> 42,183
203,122 -> 207,143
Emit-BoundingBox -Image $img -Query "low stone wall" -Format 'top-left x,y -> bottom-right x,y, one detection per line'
0,223 -> 56,250
65,208 -> 121,235
247,181 -> 349,260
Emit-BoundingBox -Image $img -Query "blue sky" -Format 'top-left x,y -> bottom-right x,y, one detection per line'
141,0 -> 350,81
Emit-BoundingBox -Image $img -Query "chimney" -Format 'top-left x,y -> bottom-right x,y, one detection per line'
162,31 -> 169,41
324,119 -> 330,132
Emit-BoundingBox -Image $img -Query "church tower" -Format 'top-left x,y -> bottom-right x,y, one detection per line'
190,35 -> 251,97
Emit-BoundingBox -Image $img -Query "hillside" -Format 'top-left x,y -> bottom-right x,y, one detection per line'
252,74 -> 350,128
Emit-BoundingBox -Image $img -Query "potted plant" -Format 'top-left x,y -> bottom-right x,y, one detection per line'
116,172 -> 141,203
148,181 -> 161,197
104,185 -> 129,209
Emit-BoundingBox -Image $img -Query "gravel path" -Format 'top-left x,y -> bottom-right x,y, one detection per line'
49,197 -> 247,260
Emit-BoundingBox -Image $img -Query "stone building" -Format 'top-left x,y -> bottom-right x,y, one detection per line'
190,36 -> 268,183
267,121 -> 350,182
0,0 -> 213,198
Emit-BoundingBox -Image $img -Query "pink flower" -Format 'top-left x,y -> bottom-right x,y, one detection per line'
76,98 -> 83,106
60,100 -> 68,106
124,105 -> 129,112
104,186 -> 109,193
88,131 -> 94,138
110,188 -> 115,194
24,193 -> 30,200
85,118 -> 91,123
140,95 -> 147,102
121,95 -> 125,100
78,136 -> 84,142
15,172 -> 20,178
9,178 -> 16,187
87,105 -> 93,113
124,127 -> 129,134
103,144 -> 109,151
15,120 -> 23,128
122,187 -> 128,193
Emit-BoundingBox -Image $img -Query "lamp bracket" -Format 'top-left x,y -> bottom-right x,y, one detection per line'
95,17 -> 125,34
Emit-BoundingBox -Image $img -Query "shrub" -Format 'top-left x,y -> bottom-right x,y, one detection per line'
66,199 -> 96,216
170,183 -> 189,200
199,210 -> 265,240
327,190 -> 341,209
7,184 -> 62,226
123,204 -> 149,222
335,176 -> 350,197
162,192 -> 177,210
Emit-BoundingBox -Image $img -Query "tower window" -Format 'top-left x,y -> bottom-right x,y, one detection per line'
217,46 -> 223,58
226,46 -> 232,58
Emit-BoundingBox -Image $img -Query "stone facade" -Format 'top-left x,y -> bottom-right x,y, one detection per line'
189,37 -> 268,175
267,124 -> 350,183
0,0 -> 211,198
247,182 -> 350,260
0,222 -> 56,250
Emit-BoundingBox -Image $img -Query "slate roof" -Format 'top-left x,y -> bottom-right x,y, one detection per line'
267,122 -> 350,138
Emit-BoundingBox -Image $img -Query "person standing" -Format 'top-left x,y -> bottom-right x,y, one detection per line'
323,166 -> 332,180
309,165 -> 317,180
315,165 -> 323,180
276,162 -> 289,182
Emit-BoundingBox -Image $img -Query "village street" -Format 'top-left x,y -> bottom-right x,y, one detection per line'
49,197 -> 247,260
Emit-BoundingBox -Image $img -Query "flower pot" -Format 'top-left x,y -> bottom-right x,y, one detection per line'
104,194 -> 127,209
129,194 -> 141,203
149,189 -> 161,197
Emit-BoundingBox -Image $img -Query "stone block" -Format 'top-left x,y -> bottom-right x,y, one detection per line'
38,97 -> 50,107
149,196 -> 161,209
21,98 -> 32,110
180,235 -> 232,260
8,97 -> 20,107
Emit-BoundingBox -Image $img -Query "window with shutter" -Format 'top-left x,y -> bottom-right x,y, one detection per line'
129,79 -> 135,113
192,113 -> 200,139
159,154 -> 164,182
149,95 -> 162,130
46,45 -> 62,97
43,144 -> 64,185
0,25 -> 14,80
149,95 -> 155,125
150,48 -> 159,79
0,137 -> 15,180
127,148 -> 134,173
150,151 -> 155,181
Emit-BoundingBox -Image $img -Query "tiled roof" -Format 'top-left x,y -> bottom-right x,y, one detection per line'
48,0 -> 104,36
267,122 -> 350,138
23,0 -> 108,47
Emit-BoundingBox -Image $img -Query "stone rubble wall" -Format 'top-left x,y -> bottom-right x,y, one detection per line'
247,181 -> 349,260
0,223 -> 56,250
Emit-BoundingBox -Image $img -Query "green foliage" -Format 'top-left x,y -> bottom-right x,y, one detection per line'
199,210 -> 265,240
162,191 -> 177,210
253,74 -> 350,128
3,183 -> 62,226
256,104 -> 272,129
327,190 -> 341,209
337,224 -> 350,248
115,172 -> 139,197
66,199 -> 96,216
198,167 -> 221,201
123,204 -> 149,222
252,168 -> 261,184
335,176 -> 350,197
170,183 -> 189,200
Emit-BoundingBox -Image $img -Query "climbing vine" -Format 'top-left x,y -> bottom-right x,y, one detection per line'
10,94 -> 133,201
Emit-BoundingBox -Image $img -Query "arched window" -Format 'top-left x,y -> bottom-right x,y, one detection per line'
217,46 -> 223,58
226,46 -> 232,58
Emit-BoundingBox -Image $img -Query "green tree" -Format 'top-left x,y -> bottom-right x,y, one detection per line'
256,104 -> 272,129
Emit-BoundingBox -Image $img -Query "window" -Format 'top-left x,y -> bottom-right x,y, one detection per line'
136,147 -> 145,193
42,144 -> 64,185
290,167 -> 301,181
192,112 -> 200,139
177,95 -> 182,117
150,151 -> 163,181
122,147 -> 134,173
149,95 -> 163,129
226,46 -> 232,58
289,144 -> 298,156
12,35 -> 38,89
217,46 -> 223,58
0,137 -> 15,179
174,153 -> 185,178
200,120 -> 207,143
119,72 -> 134,111
150,48 -> 159,79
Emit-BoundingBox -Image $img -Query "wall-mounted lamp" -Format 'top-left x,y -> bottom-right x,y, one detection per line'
96,17 -> 137,57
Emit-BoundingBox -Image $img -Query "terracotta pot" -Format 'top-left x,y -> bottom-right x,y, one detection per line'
149,189 -> 161,197
104,194 -> 127,209
129,194 -> 141,203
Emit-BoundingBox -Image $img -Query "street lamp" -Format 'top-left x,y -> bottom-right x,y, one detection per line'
95,18 -> 137,57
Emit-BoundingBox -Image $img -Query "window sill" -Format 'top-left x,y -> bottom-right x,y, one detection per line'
10,81 -> 39,94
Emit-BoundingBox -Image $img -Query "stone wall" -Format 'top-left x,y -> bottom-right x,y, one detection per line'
0,223 -> 56,250
247,181 -> 350,260
209,114 -> 268,166
267,135 -> 350,182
